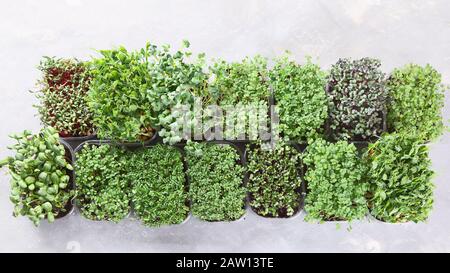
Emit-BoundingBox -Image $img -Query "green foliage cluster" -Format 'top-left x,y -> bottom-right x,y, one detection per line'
270,55 -> 328,141
209,55 -> 269,105
186,142 -> 246,221
208,56 -> 270,140
4,40 -> 444,226
128,145 -> 189,227
35,57 -> 94,137
147,41 -> 209,144
246,143 -> 302,217
303,139 -> 368,222
0,127 -> 74,226
328,58 -> 388,141
387,64 -> 446,142
75,144 -> 130,222
88,44 -> 156,142
366,133 -> 434,223
89,41 -> 208,144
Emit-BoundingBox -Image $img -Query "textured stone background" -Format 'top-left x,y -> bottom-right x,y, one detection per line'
0,0 -> 449,252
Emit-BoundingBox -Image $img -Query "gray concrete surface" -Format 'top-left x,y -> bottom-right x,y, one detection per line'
1,0 -> 450,253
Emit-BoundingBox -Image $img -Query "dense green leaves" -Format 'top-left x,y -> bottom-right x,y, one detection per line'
303,139 -> 368,222
208,56 -> 270,140
365,133 -> 434,223
209,55 -> 269,105
328,58 -> 388,141
270,55 -> 328,141
88,44 -> 156,142
247,143 -> 302,217
387,64 -> 446,142
0,127 -> 74,226
147,41 -> 209,144
35,57 -> 94,137
75,144 -> 130,222
128,145 -> 189,227
186,142 -> 246,221
88,40 -> 208,144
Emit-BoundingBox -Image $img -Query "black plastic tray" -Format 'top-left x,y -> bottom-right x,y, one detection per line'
60,134 -> 97,151
105,132 -> 159,148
